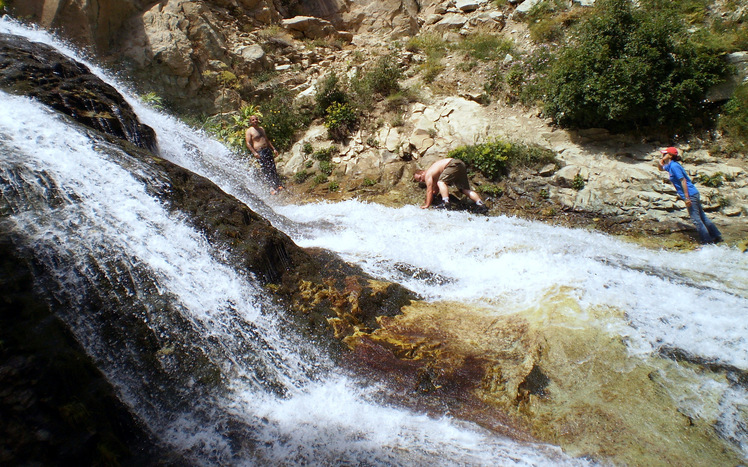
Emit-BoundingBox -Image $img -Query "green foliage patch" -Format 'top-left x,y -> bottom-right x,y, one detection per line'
448,139 -> 557,181
542,0 -> 727,133
697,172 -> 724,187
407,33 -> 449,83
457,33 -> 513,61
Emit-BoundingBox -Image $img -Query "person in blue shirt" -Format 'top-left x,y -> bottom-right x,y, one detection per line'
658,147 -> 722,244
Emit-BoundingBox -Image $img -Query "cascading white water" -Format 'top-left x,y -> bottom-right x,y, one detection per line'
0,17 -> 594,466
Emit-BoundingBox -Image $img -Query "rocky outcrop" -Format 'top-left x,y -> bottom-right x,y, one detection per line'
7,0 -> 149,54
0,33 -> 158,152
345,299 -> 744,465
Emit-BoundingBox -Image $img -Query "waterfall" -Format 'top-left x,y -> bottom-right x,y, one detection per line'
2,15 -> 747,465
0,17 -> 586,466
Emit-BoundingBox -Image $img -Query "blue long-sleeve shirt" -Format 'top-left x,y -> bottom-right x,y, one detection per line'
662,161 -> 699,200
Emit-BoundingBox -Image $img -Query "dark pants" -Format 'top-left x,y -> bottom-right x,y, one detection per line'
257,147 -> 282,190
687,193 -> 722,244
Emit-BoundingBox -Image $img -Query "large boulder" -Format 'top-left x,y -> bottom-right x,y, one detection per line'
0,33 -> 158,152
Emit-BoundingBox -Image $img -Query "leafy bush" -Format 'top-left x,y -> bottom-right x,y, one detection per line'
302,142 -> 314,155
358,54 -> 402,98
294,170 -> 311,183
325,102 -> 358,141
407,33 -> 448,83
484,44 -> 558,106
542,0 -> 727,132
199,104 -> 261,152
312,174 -> 328,186
141,92 -> 165,110
458,33 -> 513,61
449,139 -> 512,180
526,0 -> 589,43
315,73 -> 349,117
312,146 -> 336,162
328,181 -> 340,192
697,172 -> 724,187
477,184 -> 504,198
257,88 -> 309,151
449,139 -> 558,180
319,160 -> 334,175
572,174 -> 585,190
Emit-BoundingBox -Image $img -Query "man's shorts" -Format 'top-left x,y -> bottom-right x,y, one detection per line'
438,159 -> 471,192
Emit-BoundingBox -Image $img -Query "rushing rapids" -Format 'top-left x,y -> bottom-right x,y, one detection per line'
1,16 -> 747,466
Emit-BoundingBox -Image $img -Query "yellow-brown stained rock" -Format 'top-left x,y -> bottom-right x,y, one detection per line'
346,292 -> 743,465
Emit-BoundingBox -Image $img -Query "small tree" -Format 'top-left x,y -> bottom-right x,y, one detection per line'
543,0 -> 726,133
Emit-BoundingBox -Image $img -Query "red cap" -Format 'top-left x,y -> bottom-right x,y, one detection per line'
660,147 -> 678,155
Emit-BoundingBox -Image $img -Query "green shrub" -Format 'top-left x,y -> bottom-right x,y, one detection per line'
313,146 -> 336,162
259,91 -> 309,151
458,33 -> 513,61
717,83 -> 748,149
477,184 -> 504,198
572,174 -> 585,190
526,0 -> 589,43
328,181 -> 340,192
325,102 -> 358,141
449,139 -> 558,180
484,44 -> 557,105
360,54 -> 402,97
315,73 -> 349,117
449,139 -> 512,180
407,33 -> 449,83
302,142 -> 314,154
294,170 -> 312,183
319,160 -> 334,175
542,0 -> 727,133
141,92 -> 165,110
697,172 -> 724,187
505,143 -> 558,168
312,174 -> 328,186
363,177 -> 377,186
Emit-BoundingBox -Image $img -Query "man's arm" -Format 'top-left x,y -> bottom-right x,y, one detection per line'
421,177 -> 435,209
680,178 -> 692,207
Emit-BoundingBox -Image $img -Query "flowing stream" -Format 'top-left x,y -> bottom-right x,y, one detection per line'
1,16 -> 747,465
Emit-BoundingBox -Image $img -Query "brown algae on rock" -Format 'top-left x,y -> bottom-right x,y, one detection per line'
346,291 -> 743,465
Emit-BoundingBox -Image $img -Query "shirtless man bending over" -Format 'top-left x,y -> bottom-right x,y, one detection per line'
246,114 -> 283,194
413,158 -> 486,212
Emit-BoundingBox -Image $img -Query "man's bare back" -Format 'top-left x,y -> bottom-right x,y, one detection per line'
413,158 -> 485,210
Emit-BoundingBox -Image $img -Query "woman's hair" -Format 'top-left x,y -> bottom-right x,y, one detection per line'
672,154 -> 682,162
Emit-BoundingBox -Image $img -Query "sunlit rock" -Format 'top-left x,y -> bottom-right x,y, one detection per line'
346,296 -> 743,465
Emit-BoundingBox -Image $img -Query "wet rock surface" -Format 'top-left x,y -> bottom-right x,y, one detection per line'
0,33 -> 157,152
0,239 -> 181,466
